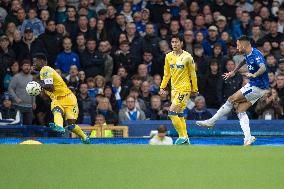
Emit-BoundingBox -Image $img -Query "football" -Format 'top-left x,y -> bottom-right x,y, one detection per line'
26,81 -> 42,96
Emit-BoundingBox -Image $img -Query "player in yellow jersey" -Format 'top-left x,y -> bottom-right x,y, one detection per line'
159,34 -> 198,145
32,53 -> 90,144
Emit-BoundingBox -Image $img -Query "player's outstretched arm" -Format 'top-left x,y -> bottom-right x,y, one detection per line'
223,60 -> 246,80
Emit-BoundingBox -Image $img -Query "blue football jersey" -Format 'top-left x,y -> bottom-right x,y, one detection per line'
244,48 -> 269,89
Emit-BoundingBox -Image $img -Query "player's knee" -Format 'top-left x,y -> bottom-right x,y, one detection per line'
66,123 -> 76,131
52,106 -> 63,115
66,119 -> 76,125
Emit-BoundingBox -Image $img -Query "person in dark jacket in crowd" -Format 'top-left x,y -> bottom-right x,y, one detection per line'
80,38 -> 105,78
217,59 -> 243,104
199,59 -> 222,109
187,95 -> 212,120
14,27 -> 47,61
91,96 -> 118,125
63,6 -> 78,42
38,19 -> 63,68
145,95 -> 168,120
141,23 -> 160,56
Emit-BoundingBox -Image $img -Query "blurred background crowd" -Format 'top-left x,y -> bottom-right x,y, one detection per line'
0,0 -> 283,127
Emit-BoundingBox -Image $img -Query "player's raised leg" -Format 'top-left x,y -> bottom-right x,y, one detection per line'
196,90 -> 246,127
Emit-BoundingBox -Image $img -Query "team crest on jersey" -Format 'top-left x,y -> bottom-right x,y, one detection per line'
176,65 -> 184,69
43,72 -> 49,77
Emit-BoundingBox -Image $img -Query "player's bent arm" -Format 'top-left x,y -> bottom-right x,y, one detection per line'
39,80 -> 55,92
160,55 -> 171,89
232,59 -> 246,74
253,63 -> 266,77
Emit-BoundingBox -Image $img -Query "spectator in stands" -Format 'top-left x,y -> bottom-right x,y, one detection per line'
55,0 -> 67,24
263,20 -> 284,52
193,44 -> 210,78
261,40 -> 272,57
5,22 -> 17,43
8,59 -> 35,125
194,14 -> 208,38
74,33 -> 86,54
202,25 -> 227,56
80,38 -> 105,78
86,77 -> 96,99
55,36 -> 80,75
4,0 -> 22,27
105,4 -> 117,32
103,85 -> 118,113
255,88 -> 283,120
76,15 -> 90,39
212,43 -> 226,72
266,54 -> 278,73
93,19 -> 108,42
56,23 -> 68,37
113,40 -> 137,77
111,75 -> 128,109
126,22 -> 142,62
216,15 -> 230,35
268,71 -> 277,88
125,87 -> 146,112
276,59 -> 284,75
200,59 -> 222,109
140,80 -> 151,108
39,20 -> 63,68
15,27 -> 47,61
141,50 -> 160,76
170,20 -> 181,36
232,11 -> 252,40
3,61 -> 19,92
141,23 -> 160,56
36,0 -> 54,20
187,95 -> 212,120
217,59 -> 243,104
0,35 -> 16,92
0,93 -> 20,125
150,74 -> 161,95
78,0 -> 96,19
157,40 -> 171,76
121,1 -> 133,23
78,70 -> 86,85
149,125 -> 173,145
91,97 -> 118,125
90,114 -> 113,138
119,95 -> 146,122
250,25 -> 263,47
94,75 -> 105,95
145,95 -> 167,120
274,40 -> 284,62
109,14 -> 127,46
137,63 -> 153,84
64,6 -> 78,41
39,10 -> 50,28
20,8 -> 45,37
117,66 -> 129,87
77,83 -> 96,124
276,73 -> 284,99
65,65 -> 79,90
183,30 -> 194,54
98,40 -> 113,82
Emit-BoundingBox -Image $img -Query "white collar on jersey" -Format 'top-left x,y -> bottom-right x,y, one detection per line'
246,48 -> 253,56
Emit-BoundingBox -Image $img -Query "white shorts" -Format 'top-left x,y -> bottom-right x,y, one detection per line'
240,83 -> 268,105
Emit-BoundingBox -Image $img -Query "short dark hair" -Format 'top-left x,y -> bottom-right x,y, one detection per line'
171,34 -> 183,42
238,35 -> 251,43
157,125 -> 167,133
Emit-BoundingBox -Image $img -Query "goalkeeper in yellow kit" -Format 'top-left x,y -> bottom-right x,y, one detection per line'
33,53 -> 90,144
159,34 -> 198,145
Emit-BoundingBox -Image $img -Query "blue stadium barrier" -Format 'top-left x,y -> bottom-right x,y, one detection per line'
121,120 -> 284,137
0,120 -> 284,137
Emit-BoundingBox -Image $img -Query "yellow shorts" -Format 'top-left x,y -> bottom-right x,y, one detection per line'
171,91 -> 191,111
51,93 -> 79,120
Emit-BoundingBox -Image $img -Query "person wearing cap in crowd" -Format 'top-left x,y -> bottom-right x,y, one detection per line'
15,26 -> 47,61
0,93 -> 20,126
202,25 -> 227,57
8,59 -> 35,125
149,125 -> 173,145
20,8 -> 45,37
146,0 -> 168,24
216,15 -> 231,35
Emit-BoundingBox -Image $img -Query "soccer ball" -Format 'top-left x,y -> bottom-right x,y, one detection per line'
26,81 -> 42,96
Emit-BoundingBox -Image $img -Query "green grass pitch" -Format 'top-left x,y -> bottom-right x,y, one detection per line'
0,145 -> 284,189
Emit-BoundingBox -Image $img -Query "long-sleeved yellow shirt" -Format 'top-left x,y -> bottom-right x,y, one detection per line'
160,50 -> 198,92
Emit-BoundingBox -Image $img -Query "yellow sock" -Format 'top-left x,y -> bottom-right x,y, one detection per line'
179,117 -> 188,138
168,112 -> 183,138
53,111 -> 63,127
69,124 -> 87,140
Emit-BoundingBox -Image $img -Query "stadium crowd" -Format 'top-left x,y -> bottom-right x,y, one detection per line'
0,0 -> 284,126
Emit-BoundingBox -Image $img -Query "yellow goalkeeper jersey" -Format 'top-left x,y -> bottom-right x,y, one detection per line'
40,66 -> 72,99
160,50 -> 198,92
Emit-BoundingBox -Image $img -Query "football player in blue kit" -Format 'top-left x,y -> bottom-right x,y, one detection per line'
197,35 -> 269,146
